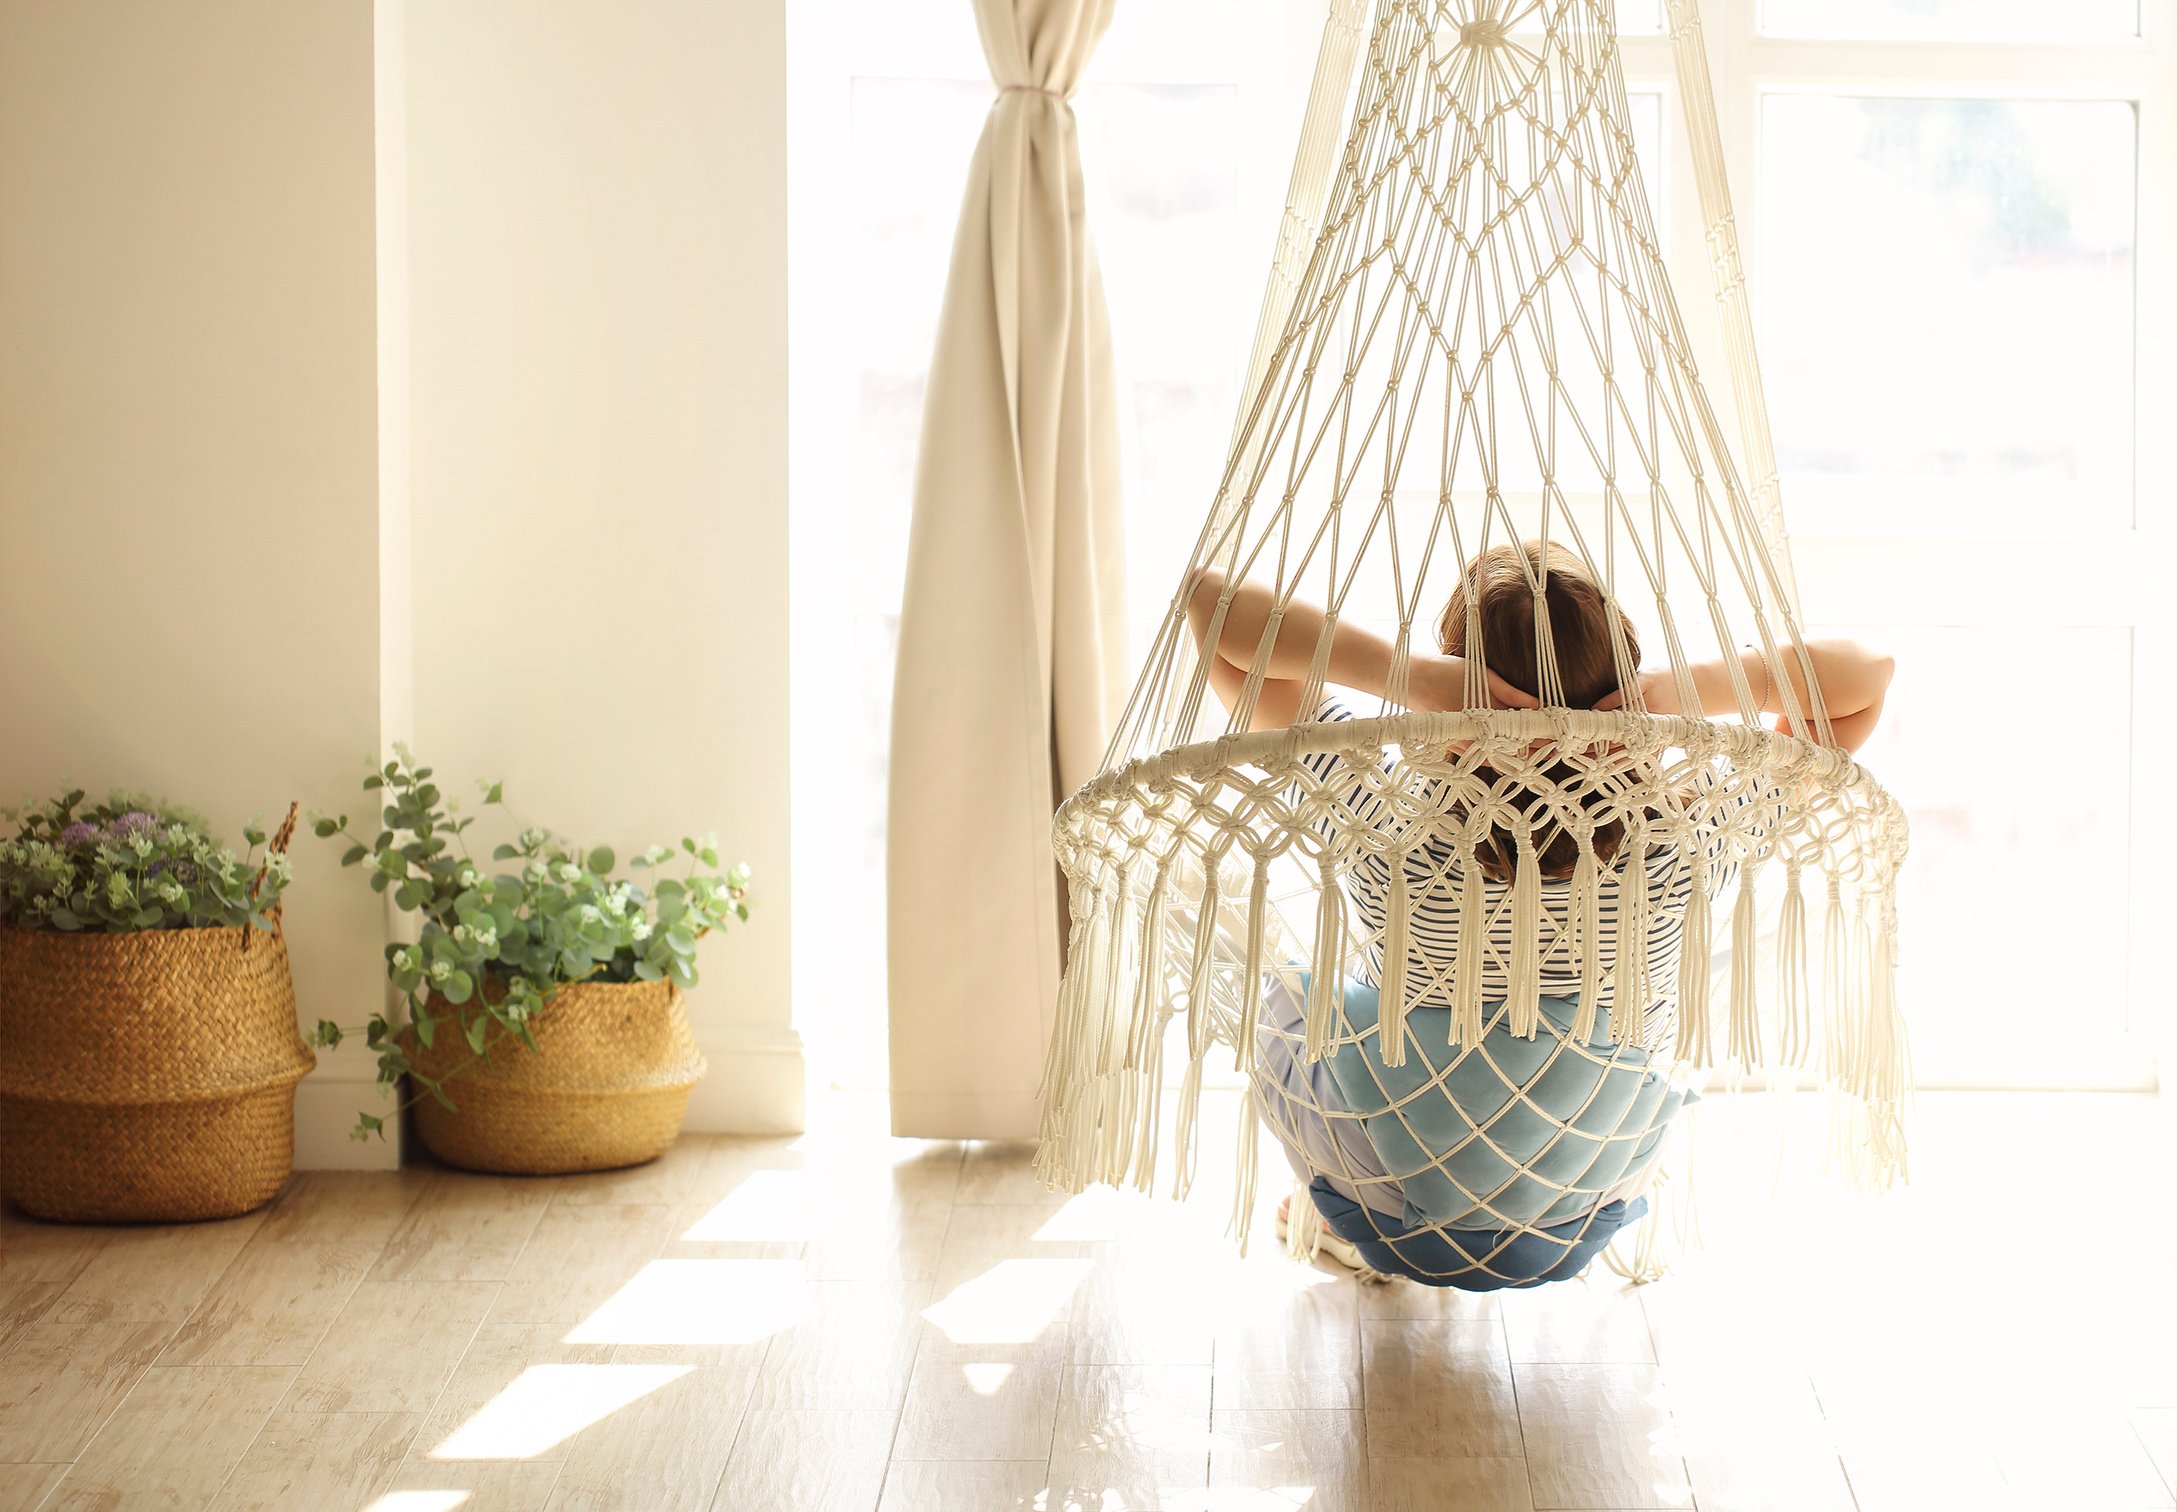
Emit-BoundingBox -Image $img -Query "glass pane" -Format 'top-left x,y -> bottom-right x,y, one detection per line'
1761,96 -> 2136,533
1079,83 -> 1244,658
1761,0 -> 2139,43
1811,622 -> 2131,1060
1509,0 -> 1664,35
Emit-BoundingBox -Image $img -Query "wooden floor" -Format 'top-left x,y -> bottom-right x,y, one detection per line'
0,1089 -> 2170,1511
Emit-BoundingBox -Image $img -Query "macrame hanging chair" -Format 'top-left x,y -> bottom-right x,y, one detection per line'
1035,0 -> 1910,1285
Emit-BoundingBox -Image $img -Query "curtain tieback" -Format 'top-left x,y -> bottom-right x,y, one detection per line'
998,83 -> 1073,103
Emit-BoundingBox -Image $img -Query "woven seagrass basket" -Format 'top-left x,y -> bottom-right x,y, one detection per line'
0,925 -> 315,1222
405,979 -> 705,1175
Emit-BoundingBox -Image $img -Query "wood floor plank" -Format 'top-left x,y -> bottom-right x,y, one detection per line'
372,1173 -> 559,1284
1512,1362 -> 1691,1511
0,1217 -> 106,1342
159,1239 -> 376,1369
1208,1407 -> 1370,1512
710,1407 -> 895,1512
0,1463 -> 65,1512
893,1330 -> 1069,1462
412,1323 -> 615,1463
1370,1455 -> 1535,1512
1500,1276 -> 1655,1364
1046,1363 -> 1211,1511
544,1347 -> 759,1511
1209,1271 -> 1361,1411
0,1321 -> 172,1463
875,1460 -> 1052,1512
45,1212 -> 262,1327
45,1365 -> 294,1511
747,1279 -> 929,1413
216,1409 -> 420,1510
1361,1318 -> 1522,1461
485,1203 -> 676,1330
256,1170 -> 432,1246
1665,1364 -> 1853,1512
1067,1250 -> 1219,1367
286,1280 -> 499,1414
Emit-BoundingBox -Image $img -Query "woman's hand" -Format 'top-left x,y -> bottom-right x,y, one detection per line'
1591,642 -> 1894,753
1405,652 -> 1540,714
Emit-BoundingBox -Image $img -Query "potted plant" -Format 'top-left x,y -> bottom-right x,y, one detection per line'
312,747 -> 752,1174
0,793 -> 311,1222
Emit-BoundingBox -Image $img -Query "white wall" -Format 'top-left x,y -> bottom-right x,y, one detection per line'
397,0 -> 800,1131
0,0 -> 400,1167
0,0 -> 801,1157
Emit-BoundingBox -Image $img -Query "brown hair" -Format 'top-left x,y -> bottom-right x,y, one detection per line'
1435,541 -> 1640,882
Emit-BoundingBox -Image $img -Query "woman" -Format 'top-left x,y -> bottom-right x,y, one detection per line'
1187,543 -> 1895,1286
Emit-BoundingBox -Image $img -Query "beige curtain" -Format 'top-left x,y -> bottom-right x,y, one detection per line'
886,0 -> 1127,1138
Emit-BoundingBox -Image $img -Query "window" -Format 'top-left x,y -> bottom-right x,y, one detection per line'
790,0 -> 2175,1092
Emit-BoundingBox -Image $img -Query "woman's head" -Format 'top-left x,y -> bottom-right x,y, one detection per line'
1436,541 -> 1640,882
1434,540 -> 1638,707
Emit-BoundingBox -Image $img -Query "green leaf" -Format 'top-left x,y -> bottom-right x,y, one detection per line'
698,847 -> 719,867
466,1014 -> 491,1054
362,774 -> 384,791
587,846 -> 615,875
243,824 -> 267,847
492,844 -> 519,861
444,969 -> 475,1005
634,959 -> 665,982
342,844 -> 368,866
485,782 -> 504,804
413,1008 -> 437,1048
49,908 -> 81,930
682,837 -> 697,855
313,818 -> 338,838
310,1019 -> 345,1049
353,1112 -> 386,1142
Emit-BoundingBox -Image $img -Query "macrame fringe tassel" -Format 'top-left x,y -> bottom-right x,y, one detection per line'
1569,841 -> 1602,1042
1235,860 -> 1271,1072
1378,856 -> 1411,1065
1726,873 -> 1761,1068
1451,839 -> 1486,1049
1303,867 -> 1344,1064
1777,863 -> 1808,1066
1186,861 -> 1222,1062
1612,827 -> 1651,1046
1230,1086 -> 1262,1253
1677,878 -> 1713,1067
1819,877 -> 1847,1081
1125,868 -> 1169,1073
1507,841 -> 1542,1038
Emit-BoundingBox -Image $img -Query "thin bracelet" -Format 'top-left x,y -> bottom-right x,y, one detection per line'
1744,644 -> 1772,718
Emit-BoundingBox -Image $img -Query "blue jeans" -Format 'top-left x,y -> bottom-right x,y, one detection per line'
1307,1176 -> 1645,1290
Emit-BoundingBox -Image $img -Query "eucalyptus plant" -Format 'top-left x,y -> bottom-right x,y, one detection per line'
0,791 -> 289,933
311,745 -> 750,1139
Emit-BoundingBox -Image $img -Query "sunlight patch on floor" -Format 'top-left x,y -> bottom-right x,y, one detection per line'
922,1257 -> 1094,1345
429,1364 -> 691,1460
565,1257 -> 810,1346
678,1168 -> 812,1242
358,1494 -> 471,1512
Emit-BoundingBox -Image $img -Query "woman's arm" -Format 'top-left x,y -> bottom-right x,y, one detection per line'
1631,639 -> 1895,753
1185,568 -> 1535,732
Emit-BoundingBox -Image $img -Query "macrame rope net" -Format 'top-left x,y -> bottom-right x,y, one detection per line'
1034,0 -> 1909,1284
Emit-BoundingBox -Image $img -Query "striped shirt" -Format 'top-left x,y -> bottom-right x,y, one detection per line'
1296,696 -> 1748,1051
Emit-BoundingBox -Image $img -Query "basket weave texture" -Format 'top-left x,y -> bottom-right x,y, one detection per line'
406,979 -> 705,1175
0,926 -> 314,1223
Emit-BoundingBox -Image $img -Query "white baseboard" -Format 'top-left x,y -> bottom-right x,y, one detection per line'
294,1076 -> 404,1170
684,1024 -> 807,1134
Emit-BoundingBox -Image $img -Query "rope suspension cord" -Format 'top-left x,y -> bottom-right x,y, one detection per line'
1037,0 -> 1908,1288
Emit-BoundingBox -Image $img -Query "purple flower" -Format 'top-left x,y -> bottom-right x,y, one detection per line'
58,822 -> 101,847
108,812 -> 160,839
